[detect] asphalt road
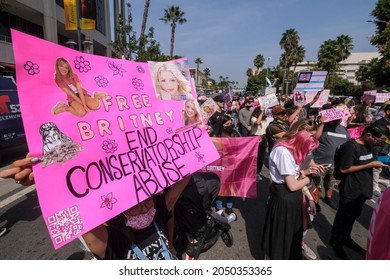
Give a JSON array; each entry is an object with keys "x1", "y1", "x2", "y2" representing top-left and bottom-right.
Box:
[{"x1": 0, "y1": 142, "x2": 385, "y2": 260}]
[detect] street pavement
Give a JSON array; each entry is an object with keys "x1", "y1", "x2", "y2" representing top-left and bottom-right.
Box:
[{"x1": 0, "y1": 142, "x2": 386, "y2": 260}]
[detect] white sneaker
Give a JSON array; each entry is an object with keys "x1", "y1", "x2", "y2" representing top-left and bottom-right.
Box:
[
  {"x1": 0, "y1": 228, "x2": 7, "y2": 237},
  {"x1": 302, "y1": 242, "x2": 317, "y2": 260}
]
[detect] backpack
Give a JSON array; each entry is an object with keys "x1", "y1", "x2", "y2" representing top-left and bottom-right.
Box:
[{"x1": 333, "y1": 140, "x2": 360, "y2": 180}]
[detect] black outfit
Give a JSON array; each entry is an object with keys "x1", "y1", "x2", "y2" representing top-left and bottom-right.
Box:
[
  {"x1": 102, "y1": 195, "x2": 170, "y2": 260},
  {"x1": 208, "y1": 110, "x2": 225, "y2": 137},
  {"x1": 257, "y1": 135, "x2": 267, "y2": 173},
  {"x1": 262, "y1": 183, "x2": 303, "y2": 260},
  {"x1": 331, "y1": 140, "x2": 375, "y2": 241}
]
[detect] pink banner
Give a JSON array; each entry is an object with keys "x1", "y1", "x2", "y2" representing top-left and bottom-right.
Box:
[
  {"x1": 201, "y1": 137, "x2": 258, "y2": 198},
  {"x1": 11, "y1": 30, "x2": 220, "y2": 249}
]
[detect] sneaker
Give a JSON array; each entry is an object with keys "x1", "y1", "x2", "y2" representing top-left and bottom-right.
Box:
[
  {"x1": 342, "y1": 236, "x2": 366, "y2": 255},
  {"x1": 225, "y1": 208, "x2": 237, "y2": 221},
  {"x1": 324, "y1": 197, "x2": 337, "y2": 210},
  {"x1": 302, "y1": 242, "x2": 317, "y2": 260},
  {"x1": 330, "y1": 237, "x2": 348, "y2": 260},
  {"x1": 0, "y1": 228, "x2": 7, "y2": 237},
  {"x1": 51, "y1": 102, "x2": 67, "y2": 115}
]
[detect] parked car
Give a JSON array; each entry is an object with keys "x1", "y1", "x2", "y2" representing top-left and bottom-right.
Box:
[{"x1": 0, "y1": 76, "x2": 25, "y2": 150}]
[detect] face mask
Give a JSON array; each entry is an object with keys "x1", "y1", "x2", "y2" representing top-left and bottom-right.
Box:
[
  {"x1": 124, "y1": 207, "x2": 156, "y2": 230},
  {"x1": 224, "y1": 124, "x2": 234, "y2": 133}
]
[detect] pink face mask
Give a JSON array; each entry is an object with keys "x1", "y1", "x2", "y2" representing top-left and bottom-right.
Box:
[{"x1": 124, "y1": 207, "x2": 156, "y2": 230}]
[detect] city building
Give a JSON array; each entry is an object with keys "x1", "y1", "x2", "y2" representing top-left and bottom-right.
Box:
[
  {"x1": 189, "y1": 68, "x2": 208, "y2": 91},
  {"x1": 294, "y1": 52, "x2": 381, "y2": 85},
  {"x1": 0, "y1": 0, "x2": 114, "y2": 76}
]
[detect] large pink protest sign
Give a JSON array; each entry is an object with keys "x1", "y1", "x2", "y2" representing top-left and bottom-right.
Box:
[{"x1": 11, "y1": 30, "x2": 220, "y2": 249}]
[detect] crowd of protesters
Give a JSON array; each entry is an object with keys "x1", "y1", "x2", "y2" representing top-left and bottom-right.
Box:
[
  {"x1": 1, "y1": 90, "x2": 390, "y2": 260},
  {"x1": 198, "y1": 90, "x2": 390, "y2": 260}
]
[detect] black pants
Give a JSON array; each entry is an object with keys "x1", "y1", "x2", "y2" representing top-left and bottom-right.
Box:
[
  {"x1": 331, "y1": 194, "x2": 366, "y2": 240},
  {"x1": 257, "y1": 136, "x2": 268, "y2": 173}
]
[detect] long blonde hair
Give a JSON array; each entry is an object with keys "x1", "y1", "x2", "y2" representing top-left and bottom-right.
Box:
[
  {"x1": 54, "y1": 57, "x2": 76, "y2": 83},
  {"x1": 154, "y1": 62, "x2": 191, "y2": 93}
]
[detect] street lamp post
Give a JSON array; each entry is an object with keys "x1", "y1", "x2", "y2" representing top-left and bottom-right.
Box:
[
  {"x1": 285, "y1": 79, "x2": 291, "y2": 96},
  {"x1": 265, "y1": 57, "x2": 271, "y2": 81},
  {"x1": 366, "y1": 19, "x2": 389, "y2": 25}
]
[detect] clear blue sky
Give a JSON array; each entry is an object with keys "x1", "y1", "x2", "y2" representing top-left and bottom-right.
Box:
[{"x1": 123, "y1": 0, "x2": 379, "y2": 88}]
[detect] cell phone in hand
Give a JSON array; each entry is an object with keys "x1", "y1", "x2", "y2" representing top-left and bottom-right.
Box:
[{"x1": 322, "y1": 164, "x2": 332, "y2": 168}]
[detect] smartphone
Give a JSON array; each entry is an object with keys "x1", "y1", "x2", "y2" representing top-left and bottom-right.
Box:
[{"x1": 323, "y1": 164, "x2": 332, "y2": 168}]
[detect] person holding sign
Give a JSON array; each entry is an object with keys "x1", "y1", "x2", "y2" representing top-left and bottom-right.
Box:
[
  {"x1": 152, "y1": 62, "x2": 191, "y2": 101},
  {"x1": 0, "y1": 156, "x2": 191, "y2": 260},
  {"x1": 52, "y1": 57, "x2": 106, "y2": 117}
]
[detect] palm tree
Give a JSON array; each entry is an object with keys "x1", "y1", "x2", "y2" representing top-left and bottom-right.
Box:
[
  {"x1": 280, "y1": 28, "x2": 300, "y2": 93},
  {"x1": 318, "y1": 39, "x2": 339, "y2": 85},
  {"x1": 194, "y1": 57, "x2": 203, "y2": 85},
  {"x1": 336, "y1": 34, "x2": 353, "y2": 61},
  {"x1": 203, "y1": 68, "x2": 210, "y2": 88},
  {"x1": 139, "y1": 0, "x2": 151, "y2": 52},
  {"x1": 291, "y1": 45, "x2": 306, "y2": 73},
  {"x1": 246, "y1": 68, "x2": 253, "y2": 77},
  {"x1": 160, "y1": 6, "x2": 187, "y2": 58},
  {"x1": 253, "y1": 54, "x2": 265, "y2": 74}
]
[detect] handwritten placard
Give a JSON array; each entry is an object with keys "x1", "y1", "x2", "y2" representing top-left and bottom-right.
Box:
[
  {"x1": 11, "y1": 29, "x2": 220, "y2": 249},
  {"x1": 257, "y1": 93, "x2": 279, "y2": 108},
  {"x1": 375, "y1": 93, "x2": 390, "y2": 103},
  {"x1": 320, "y1": 108, "x2": 351, "y2": 122}
]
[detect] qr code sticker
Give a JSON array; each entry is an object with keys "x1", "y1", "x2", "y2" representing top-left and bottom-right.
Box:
[{"x1": 47, "y1": 205, "x2": 84, "y2": 245}]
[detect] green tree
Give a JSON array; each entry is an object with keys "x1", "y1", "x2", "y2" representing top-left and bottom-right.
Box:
[
  {"x1": 202, "y1": 68, "x2": 211, "y2": 88},
  {"x1": 246, "y1": 68, "x2": 253, "y2": 77},
  {"x1": 361, "y1": 0, "x2": 390, "y2": 89},
  {"x1": 139, "y1": 0, "x2": 151, "y2": 53},
  {"x1": 280, "y1": 28, "x2": 300, "y2": 93},
  {"x1": 110, "y1": 3, "x2": 138, "y2": 60},
  {"x1": 291, "y1": 45, "x2": 306, "y2": 73},
  {"x1": 160, "y1": 6, "x2": 187, "y2": 58},
  {"x1": 136, "y1": 27, "x2": 168, "y2": 61},
  {"x1": 194, "y1": 57, "x2": 202, "y2": 84},
  {"x1": 317, "y1": 39, "x2": 339, "y2": 73},
  {"x1": 336, "y1": 34, "x2": 354, "y2": 61},
  {"x1": 203, "y1": 67, "x2": 210, "y2": 88},
  {"x1": 253, "y1": 54, "x2": 265, "y2": 73}
]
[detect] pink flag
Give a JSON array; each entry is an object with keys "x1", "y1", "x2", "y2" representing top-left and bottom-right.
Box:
[{"x1": 201, "y1": 137, "x2": 258, "y2": 198}]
